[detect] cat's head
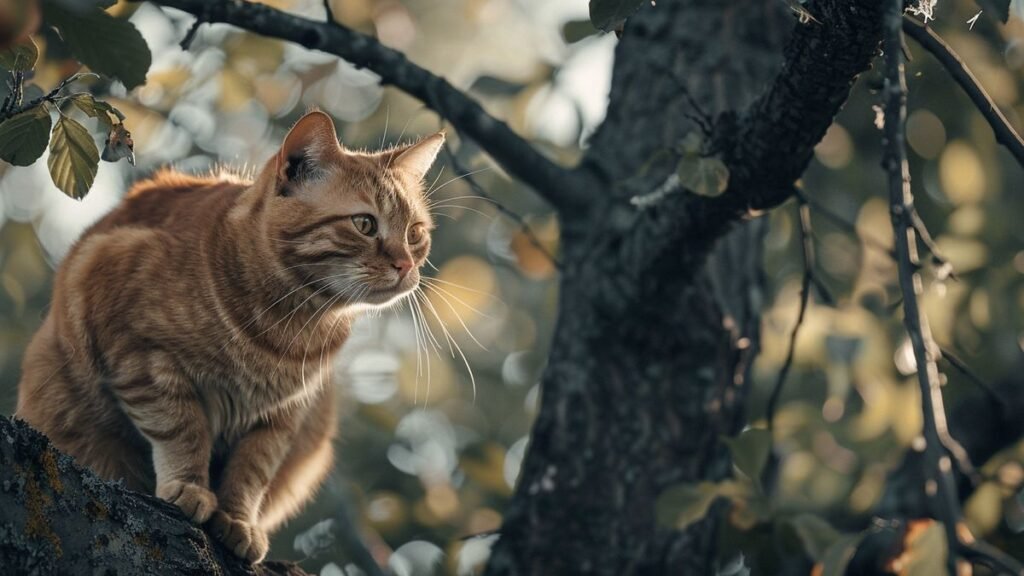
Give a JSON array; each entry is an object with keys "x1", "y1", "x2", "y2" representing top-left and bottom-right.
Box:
[{"x1": 256, "y1": 110, "x2": 443, "y2": 308}]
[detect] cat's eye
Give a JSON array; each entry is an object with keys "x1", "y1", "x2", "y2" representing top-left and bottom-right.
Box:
[
  {"x1": 407, "y1": 224, "x2": 426, "y2": 244},
  {"x1": 352, "y1": 214, "x2": 377, "y2": 236}
]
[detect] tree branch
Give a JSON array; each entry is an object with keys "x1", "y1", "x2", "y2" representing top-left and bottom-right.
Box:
[
  {"x1": 882, "y1": 3, "x2": 965, "y2": 572},
  {"x1": 721, "y1": 0, "x2": 886, "y2": 212},
  {"x1": 144, "y1": 0, "x2": 589, "y2": 214},
  {"x1": 902, "y1": 17, "x2": 1024, "y2": 168},
  {"x1": 0, "y1": 416, "x2": 309, "y2": 575},
  {"x1": 766, "y1": 198, "x2": 814, "y2": 433}
]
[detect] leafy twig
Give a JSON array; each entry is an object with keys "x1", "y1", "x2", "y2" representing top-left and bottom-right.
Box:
[
  {"x1": 883, "y1": 4, "x2": 967, "y2": 573},
  {"x1": 441, "y1": 139, "x2": 562, "y2": 270},
  {"x1": 902, "y1": 17, "x2": 1024, "y2": 169},
  {"x1": 0, "y1": 73, "x2": 97, "y2": 122}
]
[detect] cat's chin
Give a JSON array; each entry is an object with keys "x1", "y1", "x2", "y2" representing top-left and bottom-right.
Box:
[{"x1": 357, "y1": 283, "x2": 418, "y2": 309}]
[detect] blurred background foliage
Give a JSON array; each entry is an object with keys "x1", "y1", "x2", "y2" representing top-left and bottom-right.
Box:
[{"x1": 2, "y1": 0, "x2": 1024, "y2": 574}]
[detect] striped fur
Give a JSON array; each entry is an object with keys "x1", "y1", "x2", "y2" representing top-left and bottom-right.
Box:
[{"x1": 16, "y1": 112, "x2": 443, "y2": 563}]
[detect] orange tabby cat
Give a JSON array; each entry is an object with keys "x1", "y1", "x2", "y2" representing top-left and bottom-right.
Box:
[{"x1": 16, "y1": 111, "x2": 442, "y2": 563}]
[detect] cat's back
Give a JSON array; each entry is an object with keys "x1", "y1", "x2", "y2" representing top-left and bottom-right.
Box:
[
  {"x1": 47, "y1": 170, "x2": 252, "y2": 336},
  {"x1": 87, "y1": 169, "x2": 249, "y2": 238}
]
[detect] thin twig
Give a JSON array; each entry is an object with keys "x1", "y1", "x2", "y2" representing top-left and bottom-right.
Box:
[
  {"x1": 0, "y1": 73, "x2": 95, "y2": 122},
  {"x1": 939, "y1": 346, "x2": 1009, "y2": 415},
  {"x1": 766, "y1": 198, "x2": 814, "y2": 433},
  {"x1": 884, "y1": 5, "x2": 966, "y2": 573},
  {"x1": 180, "y1": 17, "x2": 204, "y2": 50},
  {"x1": 902, "y1": 17, "x2": 1024, "y2": 168},
  {"x1": 909, "y1": 206, "x2": 954, "y2": 278},
  {"x1": 959, "y1": 541, "x2": 1024, "y2": 576},
  {"x1": 792, "y1": 188, "x2": 895, "y2": 259},
  {"x1": 441, "y1": 139, "x2": 562, "y2": 270}
]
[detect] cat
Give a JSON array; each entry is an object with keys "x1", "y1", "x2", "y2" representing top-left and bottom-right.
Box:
[{"x1": 15, "y1": 110, "x2": 443, "y2": 563}]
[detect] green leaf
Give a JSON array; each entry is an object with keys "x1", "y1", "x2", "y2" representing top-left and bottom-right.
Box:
[
  {"x1": 41, "y1": 0, "x2": 152, "y2": 89},
  {"x1": 787, "y1": 514, "x2": 841, "y2": 561},
  {"x1": 656, "y1": 481, "x2": 720, "y2": 529},
  {"x1": 0, "y1": 106, "x2": 52, "y2": 166},
  {"x1": 69, "y1": 93, "x2": 115, "y2": 129},
  {"x1": 723, "y1": 428, "x2": 772, "y2": 490},
  {"x1": 48, "y1": 115, "x2": 99, "y2": 200},
  {"x1": 589, "y1": 0, "x2": 645, "y2": 32},
  {"x1": 976, "y1": 0, "x2": 1011, "y2": 23},
  {"x1": 677, "y1": 154, "x2": 730, "y2": 198},
  {"x1": 819, "y1": 533, "x2": 864, "y2": 576},
  {"x1": 0, "y1": 38, "x2": 39, "y2": 72},
  {"x1": 562, "y1": 19, "x2": 598, "y2": 43},
  {"x1": 904, "y1": 522, "x2": 948, "y2": 576}
]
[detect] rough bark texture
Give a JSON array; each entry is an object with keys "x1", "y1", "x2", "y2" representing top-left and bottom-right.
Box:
[
  {"x1": 485, "y1": 1, "x2": 887, "y2": 574},
  {"x1": 0, "y1": 416, "x2": 308, "y2": 576}
]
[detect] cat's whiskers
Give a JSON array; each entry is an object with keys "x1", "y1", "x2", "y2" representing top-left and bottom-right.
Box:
[
  {"x1": 281, "y1": 279, "x2": 366, "y2": 396},
  {"x1": 405, "y1": 290, "x2": 427, "y2": 404},
  {"x1": 421, "y1": 276, "x2": 506, "y2": 306},
  {"x1": 426, "y1": 194, "x2": 497, "y2": 208},
  {"x1": 425, "y1": 167, "x2": 491, "y2": 198},
  {"x1": 428, "y1": 205, "x2": 492, "y2": 220},
  {"x1": 420, "y1": 277, "x2": 502, "y2": 315},
  {"x1": 425, "y1": 167, "x2": 445, "y2": 200},
  {"x1": 415, "y1": 288, "x2": 478, "y2": 401},
  {"x1": 303, "y1": 281, "x2": 370, "y2": 402},
  {"x1": 409, "y1": 290, "x2": 440, "y2": 406},
  {"x1": 421, "y1": 284, "x2": 487, "y2": 350},
  {"x1": 215, "y1": 271, "x2": 352, "y2": 356}
]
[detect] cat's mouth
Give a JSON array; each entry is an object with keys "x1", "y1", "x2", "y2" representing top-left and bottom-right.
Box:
[{"x1": 364, "y1": 276, "x2": 419, "y2": 304}]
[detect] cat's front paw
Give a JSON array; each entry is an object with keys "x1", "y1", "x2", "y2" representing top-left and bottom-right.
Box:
[
  {"x1": 157, "y1": 480, "x2": 217, "y2": 524},
  {"x1": 208, "y1": 510, "x2": 269, "y2": 564}
]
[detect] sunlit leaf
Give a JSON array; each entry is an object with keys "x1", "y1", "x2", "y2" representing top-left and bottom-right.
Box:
[
  {"x1": 723, "y1": 428, "x2": 772, "y2": 490},
  {"x1": 0, "y1": 37, "x2": 38, "y2": 71},
  {"x1": 589, "y1": 0, "x2": 645, "y2": 32},
  {"x1": 656, "y1": 481, "x2": 719, "y2": 529},
  {"x1": 787, "y1": 514, "x2": 841, "y2": 561},
  {"x1": 41, "y1": 0, "x2": 152, "y2": 89},
  {"x1": 0, "y1": 105, "x2": 51, "y2": 166},
  {"x1": 678, "y1": 154, "x2": 730, "y2": 198},
  {"x1": 69, "y1": 93, "x2": 115, "y2": 128},
  {"x1": 975, "y1": 0, "x2": 1011, "y2": 23},
  {"x1": 819, "y1": 533, "x2": 864, "y2": 576},
  {"x1": 47, "y1": 115, "x2": 99, "y2": 200}
]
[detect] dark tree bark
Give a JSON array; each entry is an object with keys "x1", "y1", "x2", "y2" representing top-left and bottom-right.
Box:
[
  {"x1": 0, "y1": 416, "x2": 308, "y2": 576},
  {"x1": 484, "y1": 1, "x2": 885, "y2": 574}
]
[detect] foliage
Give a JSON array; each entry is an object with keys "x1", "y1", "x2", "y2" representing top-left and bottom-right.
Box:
[{"x1": 0, "y1": 0, "x2": 144, "y2": 199}]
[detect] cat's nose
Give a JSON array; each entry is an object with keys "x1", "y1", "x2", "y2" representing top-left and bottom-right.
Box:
[{"x1": 392, "y1": 258, "x2": 414, "y2": 278}]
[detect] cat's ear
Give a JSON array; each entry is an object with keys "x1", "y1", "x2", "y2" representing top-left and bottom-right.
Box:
[
  {"x1": 392, "y1": 132, "x2": 445, "y2": 182},
  {"x1": 275, "y1": 110, "x2": 339, "y2": 192}
]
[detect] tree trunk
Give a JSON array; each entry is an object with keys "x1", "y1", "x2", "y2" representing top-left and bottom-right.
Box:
[{"x1": 484, "y1": 3, "x2": 787, "y2": 573}]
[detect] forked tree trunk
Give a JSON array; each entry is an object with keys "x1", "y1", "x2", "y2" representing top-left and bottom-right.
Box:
[{"x1": 484, "y1": 2, "x2": 789, "y2": 573}]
